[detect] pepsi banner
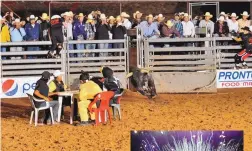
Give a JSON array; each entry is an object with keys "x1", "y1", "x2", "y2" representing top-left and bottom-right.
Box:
[
  {"x1": 1, "y1": 77, "x2": 40, "y2": 98},
  {"x1": 217, "y1": 69, "x2": 252, "y2": 88}
]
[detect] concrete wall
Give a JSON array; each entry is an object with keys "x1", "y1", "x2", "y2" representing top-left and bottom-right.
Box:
[{"x1": 152, "y1": 72, "x2": 217, "y2": 93}]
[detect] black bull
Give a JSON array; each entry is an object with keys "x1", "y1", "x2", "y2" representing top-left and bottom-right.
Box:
[{"x1": 127, "y1": 67, "x2": 157, "y2": 99}]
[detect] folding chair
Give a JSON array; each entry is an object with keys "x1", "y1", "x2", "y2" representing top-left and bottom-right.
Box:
[
  {"x1": 111, "y1": 88, "x2": 124, "y2": 120},
  {"x1": 27, "y1": 93, "x2": 54, "y2": 126},
  {"x1": 88, "y1": 91, "x2": 115, "y2": 126}
]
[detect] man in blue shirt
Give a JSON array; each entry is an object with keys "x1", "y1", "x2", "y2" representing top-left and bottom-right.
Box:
[
  {"x1": 10, "y1": 18, "x2": 26, "y2": 60},
  {"x1": 139, "y1": 14, "x2": 160, "y2": 38},
  {"x1": 73, "y1": 13, "x2": 87, "y2": 59},
  {"x1": 25, "y1": 15, "x2": 40, "y2": 59}
]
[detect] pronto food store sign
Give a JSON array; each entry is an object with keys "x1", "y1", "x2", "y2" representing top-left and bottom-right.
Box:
[{"x1": 217, "y1": 69, "x2": 252, "y2": 88}]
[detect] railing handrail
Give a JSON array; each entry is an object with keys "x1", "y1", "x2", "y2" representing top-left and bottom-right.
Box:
[
  {"x1": 146, "y1": 37, "x2": 234, "y2": 43},
  {"x1": 67, "y1": 39, "x2": 126, "y2": 44},
  {"x1": 1, "y1": 41, "x2": 52, "y2": 46}
]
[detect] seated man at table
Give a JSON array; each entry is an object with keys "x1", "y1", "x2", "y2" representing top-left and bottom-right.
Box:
[
  {"x1": 77, "y1": 72, "x2": 102, "y2": 126},
  {"x1": 33, "y1": 71, "x2": 59, "y2": 125},
  {"x1": 49, "y1": 70, "x2": 78, "y2": 120}
]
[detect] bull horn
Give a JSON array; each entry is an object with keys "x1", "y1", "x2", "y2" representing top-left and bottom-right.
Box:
[
  {"x1": 140, "y1": 68, "x2": 150, "y2": 73},
  {"x1": 126, "y1": 72, "x2": 133, "y2": 78}
]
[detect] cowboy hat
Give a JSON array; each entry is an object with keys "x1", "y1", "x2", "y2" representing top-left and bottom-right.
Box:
[
  {"x1": 230, "y1": 13, "x2": 238, "y2": 19},
  {"x1": 86, "y1": 14, "x2": 94, "y2": 23},
  {"x1": 51, "y1": 15, "x2": 61, "y2": 20},
  {"x1": 116, "y1": 15, "x2": 122, "y2": 21},
  {"x1": 241, "y1": 11, "x2": 250, "y2": 16},
  {"x1": 61, "y1": 12, "x2": 71, "y2": 17},
  {"x1": 12, "y1": 18, "x2": 21, "y2": 25},
  {"x1": 100, "y1": 14, "x2": 107, "y2": 20},
  {"x1": 40, "y1": 13, "x2": 50, "y2": 20},
  {"x1": 121, "y1": 12, "x2": 130, "y2": 18},
  {"x1": 78, "y1": 13, "x2": 85, "y2": 17},
  {"x1": 157, "y1": 14, "x2": 165, "y2": 20},
  {"x1": 204, "y1": 12, "x2": 213, "y2": 18},
  {"x1": 165, "y1": 20, "x2": 174, "y2": 27},
  {"x1": 109, "y1": 16, "x2": 115, "y2": 20},
  {"x1": 183, "y1": 13, "x2": 191, "y2": 18},
  {"x1": 29, "y1": 15, "x2": 38, "y2": 21},
  {"x1": 218, "y1": 16, "x2": 225, "y2": 21},
  {"x1": 146, "y1": 14, "x2": 154, "y2": 20},
  {"x1": 220, "y1": 11, "x2": 226, "y2": 16},
  {"x1": 241, "y1": 26, "x2": 251, "y2": 32},
  {"x1": 179, "y1": 12, "x2": 185, "y2": 16},
  {"x1": 133, "y1": 11, "x2": 143, "y2": 19},
  {"x1": 68, "y1": 11, "x2": 74, "y2": 17}
]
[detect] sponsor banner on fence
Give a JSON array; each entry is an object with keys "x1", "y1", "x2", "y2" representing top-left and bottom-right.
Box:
[
  {"x1": 0, "y1": 77, "x2": 40, "y2": 98},
  {"x1": 217, "y1": 69, "x2": 252, "y2": 88}
]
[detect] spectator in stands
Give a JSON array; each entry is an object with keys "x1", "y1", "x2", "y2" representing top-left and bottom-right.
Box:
[
  {"x1": 62, "y1": 12, "x2": 74, "y2": 58},
  {"x1": 21, "y1": 19, "x2": 26, "y2": 28},
  {"x1": 10, "y1": 18, "x2": 26, "y2": 60},
  {"x1": 173, "y1": 13, "x2": 183, "y2": 36},
  {"x1": 108, "y1": 16, "x2": 115, "y2": 50},
  {"x1": 238, "y1": 11, "x2": 251, "y2": 33},
  {"x1": 3, "y1": 12, "x2": 15, "y2": 27},
  {"x1": 139, "y1": 14, "x2": 160, "y2": 39},
  {"x1": 96, "y1": 14, "x2": 111, "y2": 58},
  {"x1": 214, "y1": 16, "x2": 229, "y2": 37},
  {"x1": 132, "y1": 11, "x2": 143, "y2": 28},
  {"x1": 192, "y1": 16, "x2": 199, "y2": 26},
  {"x1": 121, "y1": 12, "x2": 132, "y2": 29},
  {"x1": 73, "y1": 13, "x2": 87, "y2": 59},
  {"x1": 182, "y1": 13, "x2": 195, "y2": 38},
  {"x1": 199, "y1": 12, "x2": 215, "y2": 36},
  {"x1": 112, "y1": 16, "x2": 126, "y2": 49},
  {"x1": 161, "y1": 20, "x2": 180, "y2": 38},
  {"x1": 68, "y1": 11, "x2": 75, "y2": 24},
  {"x1": 0, "y1": 15, "x2": 10, "y2": 60},
  {"x1": 39, "y1": 13, "x2": 50, "y2": 52},
  {"x1": 48, "y1": 15, "x2": 64, "y2": 58},
  {"x1": 179, "y1": 12, "x2": 185, "y2": 20},
  {"x1": 25, "y1": 15, "x2": 40, "y2": 58},
  {"x1": 155, "y1": 14, "x2": 165, "y2": 32},
  {"x1": 85, "y1": 14, "x2": 96, "y2": 58},
  {"x1": 227, "y1": 13, "x2": 239, "y2": 34},
  {"x1": 33, "y1": 71, "x2": 59, "y2": 125},
  {"x1": 77, "y1": 72, "x2": 102, "y2": 126}
]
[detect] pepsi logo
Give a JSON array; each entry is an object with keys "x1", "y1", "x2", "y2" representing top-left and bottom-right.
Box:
[{"x1": 2, "y1": 79, "x2": 18, "y2": 96}]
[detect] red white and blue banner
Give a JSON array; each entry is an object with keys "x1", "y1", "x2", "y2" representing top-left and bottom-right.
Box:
[
  {"x1": 217, "y1": 69, "x2": 252, "y2": 88},
  {"x1": 1, "y1": 77, "x2": 40, "y2": 98}
]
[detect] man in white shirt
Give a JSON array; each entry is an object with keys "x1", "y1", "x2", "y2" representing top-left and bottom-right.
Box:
[
  {"x1": 121, "y1": 12, "x2": 132, "y2": 30},
  {"x1": 62, "y1": 12, "x2": 74, "y2": 57},
  {"x1": 227, "y1": 13, "x2": 239, "y2": 34},
  {"x1": 199, "y1": 12, "x2": 215, "y2": 37},
  {"x1": 182, "y1": 13, "x2": 195, "y2": 38}
]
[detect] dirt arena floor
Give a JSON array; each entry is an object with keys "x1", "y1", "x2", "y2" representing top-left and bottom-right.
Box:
[{"x1": 1, "y1": 89, "x2": 252, "y2": 151}]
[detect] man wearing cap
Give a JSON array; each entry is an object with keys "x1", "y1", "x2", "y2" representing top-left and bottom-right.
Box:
[
  {"x1": 48, "y1": 15, "x2": 64, "y2": 58},
  {"x1": 0, "y1": 15, "x2": 10, "y2": 60},
  {"x1": 48, "y1": 70, "x2": 78, "y2": 120},
  {"x1": 182, "y1": 13, "x2": 195, "y2": 38},
  {"x1": 9, "y1": 18, "x2": 26, "y2": 60},
  {"x1": 199, "y1": 12, "x2": 215, "y2": 36},
  {"x1": 227, "y1": 13, "x2": 239, "y2": 34},
  {"x1": 73, "y1": 13, "x2": 87, "y2": 59},
  {"x1": 238, "y1": 11, "x2": 251, "y2": 33},
  {"x1": 233, "y1": 26, "x2": 252, "y2": 69},
  {"x1": 33, "y1": 71, "x2": 59, "y2": 124},
  {"x1": 77, "y1": 72, "x2": 102, "y2": 126},
  {"x1": 85, "y1": 14, "x2": 96, "y2": 58},
  {"x1": 25, "y1": 15, "x2": 40, "y2": 58},
  {"x1": 121, "y1": 12, "x2": 132, "y2": 30}
]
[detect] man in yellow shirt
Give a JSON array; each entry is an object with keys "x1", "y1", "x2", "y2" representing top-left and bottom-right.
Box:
[
  {"x1": 77, "y1": 72, "x2": 102, "y2": 126},
  {"x1": 0, "y1": 15, "x2": 10, "y2": 60}
]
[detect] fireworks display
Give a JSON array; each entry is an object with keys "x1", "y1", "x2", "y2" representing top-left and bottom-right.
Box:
[{"x1": 131, "y1": 130, "x2": 243, "y2": 151}]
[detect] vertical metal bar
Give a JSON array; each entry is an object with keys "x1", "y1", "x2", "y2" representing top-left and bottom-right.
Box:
[
  {"x1": 120, "y1": 2, "x2": 122, "y2": 14},
  {"x1": 136, "y1": 28, "x2": 139, "y2": 67},
  {"x1": 49, "y1": 2, "x2": 51, "y2": 18},
  {"x1": 61, "y1": 42, "x2": 67, "y2": 85},
  {"x1": 67, "y1": 41, "x2": 70, "y2": 86}
]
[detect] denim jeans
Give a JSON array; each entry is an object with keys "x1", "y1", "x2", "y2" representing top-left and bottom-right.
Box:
[
  {"x1": 40, "y1": 101, "x2": 59, "y2": 123},
  {"x1": 68, "y1": 44, "x2": 75, "y2": 58},
  {"x1": 76, "y1": 43, "x2": 85, "y2": 58},
  {"x1": 27, "y1": 46, "x2": 40, "y2": 59},
  {"x1": 98, "y1": 43, "x2": 109, "y2": 60},
  {"x1": 85, "y1": 44, "x2": 96, "y2": 58},
  {"x1": 1, "y1": 47, "x2": 6, "y2": 60}
]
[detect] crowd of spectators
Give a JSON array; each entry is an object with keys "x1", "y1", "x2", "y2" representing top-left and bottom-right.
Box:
[{"x1": 0, "y1": 10, "x2": 251, "y2": 59}]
